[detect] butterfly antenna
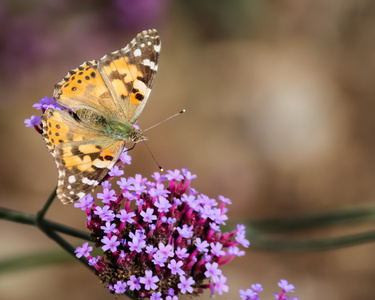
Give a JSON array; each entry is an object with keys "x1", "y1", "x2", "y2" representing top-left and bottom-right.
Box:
[
  {"x1": 143, "y1": 141, "x2": 163, "y2": 171},
  {"x1": 143, "y1": 109, "x2": 186, "y2": 133}
]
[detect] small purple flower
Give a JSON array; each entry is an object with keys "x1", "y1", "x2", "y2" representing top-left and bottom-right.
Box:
[
  {"x1": 74, "y1": 194, "x2": 94, "y2": 210},
  {"x1": 251, "y1": 283, "x2": 263, "y2": 293},
  {"x1": 218, "y1": 195, "x2": 232, "y2": 205},
  {"x1": 132, "y1": 174, "x2": 147, "y2": 184},
  {"x1": 151, "y1": 172, "x2": 166, "y2": 182},
  {"x1": 24, "y1": 115, "x2": 41, "y2": 127},
  {"x1": 236, "y1": 232, "x2": 250, "y2": 248},
  {"x1": 101, "y1": 180, "x2": 112, "y2": 189},
  {"x1": 240, "y1": 288, "x2": 257, "y2": 300},
  {"x1": 175, "y1": 247, "x2": 189, "y2": 259},
  {"x1": 146, "y1": 245, "x2": 158, "y2": 255},
  {"x1": 119, "y1": 151, "x2": 132, "y2": 164},
  {"x1": 157, "y1": 243, "x2": 174, "y2": 258},
  {"x1": 195, "y1": 238, "x2": 209, "y2": 253},
  {"x1": 210, "y1": 242, "x2": 225, "y2": 257},
  {"x1": 167, "y1": 217, "x2": 176, "y2": 225},
  {"x1": 94, "y1": 205, "x2": 113, "y2": 220},
  {"x1": 168, "y1": 259, "x2": 185, "y2": 276},
  {"x1": 114, "y1": 280, "x2": 127, "y2": 294},
  {"x1": 140, "y1": 208, "x2": 157, "y2": 223},
  {"x1": 150, "y1": 291, "x2": 162, "y2": 300},
  {"x1": 100, "y1": 222, "x2": 118, "y2": 234},
  {"x1": 74, "y1": 242, "x2": 93, "y2": 258},
  {"x1": 97, "y1": 188, "x2": 117, "y2": 204},
  {"x1": 101, "y1": 235, "x2": 120, "y2": 252},
  {"x1": 178, "y1": 276, "x2": 195, "y2": 294},
  {"x1": 204, "y1": 262, "x2": 222, "y2": 282},
  {"x1": 116, "y1": 209, "x2": 136, "y2": 224},
  {"x1": 88, "y1": 257, "x2": 99, "y2": 266},
  {"x1": 117, "y1": 177, "x2": 132, "y2": 189},
  {"x1": 213, "y1": 275, "x2": 229, "y2": 295},
  {"x1": 166, "y1": 169, "x2": 184, "y2": 181},
  {"x1": 176, "y1": 224, "x2": 193, "y2": 239},
  {"x1": 155, "y1": 196, "x2": 172, "y2": 212},
  {"x1": 237, "y1": 224, "x2": 246, "y2": 235},
  {"x1": 227, "y1": 246, "x2": 245, "y2": 257},
  {"x1": 139, "y1": 270, "x2": 159, "y2": 290},
  {"x1": 127, "y1": 275, "x2": 141, "y2": 291},
  {"x1": 32, "y1": 96, "x2": 65, "y2": 111},
  {"x1": 109, "y1": 165, "x2": 124, "y2": 177},
  {"x1": 278, "y1": 279, "x2": 295, "y2": 293},
  {"x1": 152, "y1": 253, "x2": 167, "y2": 267},
  {"x1": 128, "y1": 236, "x2": 146, "y2": 253},
  {"x1": 181, "y1": 168, "x2": 197, "y2": 181},
  {"x1": 129, "y1": 182, "x2": 147, "y2": 195}
]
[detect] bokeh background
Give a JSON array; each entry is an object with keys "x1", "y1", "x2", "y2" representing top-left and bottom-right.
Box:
[{"x1": 1, "y1": 0, "x2": 375, "y2": 299}]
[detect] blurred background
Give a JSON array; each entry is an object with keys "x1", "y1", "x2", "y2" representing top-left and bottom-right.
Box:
[{"x1": 1, "y1": 0, "x2": 375, "y2": 299}]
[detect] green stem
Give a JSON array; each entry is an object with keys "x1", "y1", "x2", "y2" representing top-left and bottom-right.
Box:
[
  {"x1": 247, "y1": 227, "x2": 375, "y2": 251},
  {"x1": 36, "y1": 186, "x2": 57, "y2": 222},
  {"x1": 34, "y1": 187, "x2": 95, "y2": 271},
  {"x1": 248, "y1": 205, "x2": 375, "y2": 232},
  {"x1": 0, "y1": 207, "x2": 90, "y2": 240}
]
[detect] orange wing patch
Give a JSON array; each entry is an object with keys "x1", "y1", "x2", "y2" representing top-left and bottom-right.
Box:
[
  {"x1": 55, "y1": 61, "x2": 109, "y2": 101},
  {"x1": 100, "y1": 56, "x2": 144, "y2": 99},
  {"x1": 42, "y1": 109, "x2": 85, "y2": 155}
]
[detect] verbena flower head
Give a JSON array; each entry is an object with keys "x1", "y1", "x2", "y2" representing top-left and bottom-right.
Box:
[{"x1": 74, "y1": 168, "x2": 249, "y2": 299}]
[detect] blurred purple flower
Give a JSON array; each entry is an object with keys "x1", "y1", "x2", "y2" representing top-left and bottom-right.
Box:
[{"x1": 110, "y1": 0, "x2": 169, "y2": 29}]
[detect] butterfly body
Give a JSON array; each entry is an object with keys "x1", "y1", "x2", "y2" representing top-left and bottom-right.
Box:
[
  {"x1": 41, "y1": 29, "x2": 160, "y2": 204},
  {"x1": 74, "y1": 108, "x2": 146, "y2": 142}
]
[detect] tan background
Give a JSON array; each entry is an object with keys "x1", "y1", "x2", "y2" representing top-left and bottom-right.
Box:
[{"x1": 1, "y1": 0, "x2": 375, "y2": 299}]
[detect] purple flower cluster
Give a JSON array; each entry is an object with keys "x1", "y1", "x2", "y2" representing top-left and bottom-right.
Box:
[
  {"x1": 239, "y1": 280, "x2": 298, "y2": 300},
  {"x1": 74, "y1": 168, "x2": 249, "y2": 298}
]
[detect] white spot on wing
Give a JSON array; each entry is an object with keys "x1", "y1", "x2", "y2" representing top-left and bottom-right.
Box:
[
  {"x1": 154, "y1": 44, "x2": 161, "y2": 52},
  {"x1": 68, "y1": 175, "x2": 76, "y2": 183},
  {"x1": 82, "y1": 177, "x2": 98, "y2": 185},
  {"x1": 150, "y1": 61, "x2": 156, "y2": 70},
  {"x1": 134, "y1": 49, "x2": 142, "y2": 57}
]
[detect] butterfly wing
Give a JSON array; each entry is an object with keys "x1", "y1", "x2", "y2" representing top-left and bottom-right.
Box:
[
  {"x1": 98, "y1": 29, "x2": 161, "y2": 123},
  {"x1": 53, "y1": 60, "x2": 123, "y2": 120},
  {"x1": 42, "y1": 109, "x2": 125, "y2": 204}
]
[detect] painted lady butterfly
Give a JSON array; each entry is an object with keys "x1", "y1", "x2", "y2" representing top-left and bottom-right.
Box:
[{"x1": 41, "y1": 29, "x2": 161, "y2": 204}]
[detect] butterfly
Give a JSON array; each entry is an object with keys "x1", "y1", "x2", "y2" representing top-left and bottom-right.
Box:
[{"x1": 41, "y1": 29, "x2": 161, "y2": 204}]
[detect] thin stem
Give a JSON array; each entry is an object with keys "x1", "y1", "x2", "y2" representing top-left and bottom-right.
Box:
[
  {"x1": 33, "y1": 187, "x2": 95, "y2": 271},
  {"x1": 36, "y1": 186, "x2": 57, "y2": 223},
  {"x1": 247, "y1": 227, "x2": 375, "y2": 251},
  {"x1": 0, "y1": 207, "x2": 90, "y2": 240}
]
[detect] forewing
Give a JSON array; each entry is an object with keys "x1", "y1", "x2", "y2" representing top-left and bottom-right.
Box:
[
  {"x1": 98, "y1": 29, "x2": 161, "y2": 123},
  {"x1": 42, "y1": 109, "x2": 125, "y2": 204},
  {"x1": 53, "y1": 60, "x2": 123, "y2": 120}
]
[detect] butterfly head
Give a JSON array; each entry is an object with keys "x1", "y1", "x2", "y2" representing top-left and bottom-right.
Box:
[{"x1": 131, "y1": 128, "x2": 147, "y2": 143}]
